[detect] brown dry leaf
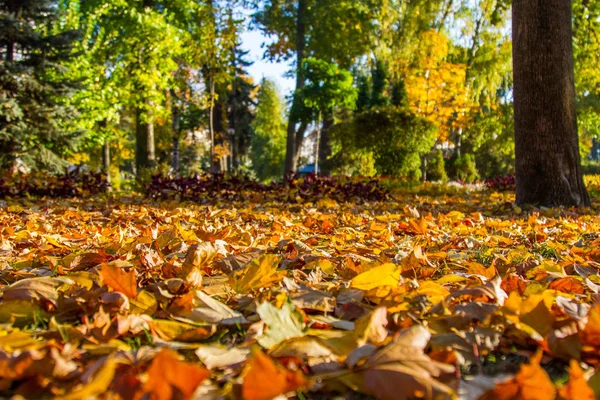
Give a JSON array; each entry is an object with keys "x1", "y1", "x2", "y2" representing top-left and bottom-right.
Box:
[
  {"x1": 558, "y1": 360, "x2": 594, "y2": 400},
  {"x1": 362, "y1": 325, "x2": 456, "y2": 400},
  {"x1": 354, "y1": 306, "x2": 389, "y2": 346},
  {"x1": 100, "y1": 263, "x2": 137, "y2": 298},
  {"x1": 242, "y1": 348, "x2": 309, "y2": 400},
  {"x1": 215, "y1": 250, "x2": 263, "y2": 274},
  {"x1": 479, "y1": 350, "x2": 555, "y2": 400},
  {"x1": 3, "y1": 177, "x2": 600, "y2": 399},
  {"x1": 179, "y1": 242, "x2": 219, "y2": 287},
  {"x1": 195, "y1": 345, "x2": 251, "y2": 369},
  {"x1": 0, "y1": 349, "x2": 42, "y2": 379},
  {"x1": 2, "y1": 276, "x2": 73, "y2": 304},
  {"x1": 59, "y1": 356, "x2": 117, "y2": 400},
  {"x1": 144, "y1": 349, "x2": 210, "y2": 400}
]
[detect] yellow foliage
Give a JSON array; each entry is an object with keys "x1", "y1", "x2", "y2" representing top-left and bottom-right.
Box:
[{"x1": 403, "y1": 30, "x2": 477, "y2": 142}]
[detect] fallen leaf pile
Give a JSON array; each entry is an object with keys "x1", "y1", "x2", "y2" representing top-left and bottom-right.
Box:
[
  {"x1": 0, "y1": 188, "x2": 600, "y2": 399},
  {"x1": 145, "y1": 173, "x2": 389, "y2": 203},
  {"x1": 0, "y1": 171, "x2": 109, "y2": 199}
]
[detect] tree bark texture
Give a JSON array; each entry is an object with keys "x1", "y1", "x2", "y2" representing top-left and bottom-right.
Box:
[
  {"x1": 318, "y1": 114, "x2": 334, "y2": 176},
  {"x1": 171, "y1": 95, "x2": 180, "y2": 175},
  {"x1": 135, "y1": 108, "x2": 155, "y2": 171},
  {"x1": 209, "y1": 80, "x2": 216, "y2": 174},
  {"x1": 147, "y1": 113, "x2": 155, "y2": 168},
  {"x1": 284, "y1": 0, "x2": 306, "y2": 175},
  {"x1": 102, "y1": 138, "x2": 111, "y2": 185},
  {"x1": 512, "y1": 0, "x2": 590, "y2": 207}
]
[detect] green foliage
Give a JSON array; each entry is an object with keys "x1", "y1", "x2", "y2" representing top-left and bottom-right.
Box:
[
  {"x1": 427, "y1": 150, "x2": 448, "y2": 182},
  {"x1": 251, "y1": 79, "x2": 286, "y2": 182},
  {"x1": 573, "y1": 0, "x2": 600, "y2": 98},
  {"x1": 65, "y1": 0, "x2": 217, "y2": 174},
  {"x1": 449, "y1": 153, "x2": 480, "y2": 183},
  {"x1": 465, "y1": 105, "x2": 515, "y2": 178},
  {"x1": 356, "y1": 74, "x2": 372, "y2": 113},
  {"x1": 0, "y1": 0, "x2": 82, "y2": 172},
  {"x1": 336, "y1": 108, "x2": 437, "y2": 179},
  {"x1": 329, "y1": 111, "x2": 376, "y2": 177},
  {"x1": 251, "y1": 0, "x2": 381, "y2": 68},
  {"x1": 578, "y1": 101, "x2": 600, "y2": 159},
  {"x1": 299, "y1": 58, "x2": 357, "y2": 120},
  {"x1": 370, "y1": 58, "x2": 390, "y2": 109}
]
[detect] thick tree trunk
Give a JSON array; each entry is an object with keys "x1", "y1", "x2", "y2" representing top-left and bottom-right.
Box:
[
  {"x1": 512, "y1": 0, "x2": 590, "y2": 207},
  {"x1": 284, "y1": 0, "x2": 307, "y2": 176}
]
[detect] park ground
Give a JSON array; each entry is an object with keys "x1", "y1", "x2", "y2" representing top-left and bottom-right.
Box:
[{"x1": 1, "y1": 178, "x2": 600, "y2": 399}]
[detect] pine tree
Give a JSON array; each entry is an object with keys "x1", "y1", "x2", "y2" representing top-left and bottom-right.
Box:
[
  {"x1": 227, "y1": 44, "x2": 256, "y2": 170},
  {"x1": 251, "y1": 78, "x2": 286, "y2": 181},
  {"x1": 0, "y1": 0, "x2": 80, "y2": 172}
]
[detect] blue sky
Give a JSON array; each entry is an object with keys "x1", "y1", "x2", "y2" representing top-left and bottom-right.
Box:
[{"x1": 239, "y1": 26, "x2": 295, "y2": 95}]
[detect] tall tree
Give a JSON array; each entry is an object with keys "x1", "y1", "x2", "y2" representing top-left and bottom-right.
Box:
[
  {"x1": 200, "y1": 1, "x2": 240, "y2": 173},
  {"x1": 71, "y1": 0, "x2": 206, "y2": 176},
  {"x1": 226, "y1": 46, "x2": 256, "y2": 170},
  {"x1": 512, "y1": 0, "x2": 590, "y2": 207},
  {"x1": 251, "y1": 78, "x2": 286, "y2": 181},
  {"x1": 298, "y1": 58, "x2": 357, "y2": 175},
  {"x1": 252, "y1": 0, "x2": 380, "y2": 175},
  {"x1": 0, "y1": 0, "x2": 80, "y2": 172}
]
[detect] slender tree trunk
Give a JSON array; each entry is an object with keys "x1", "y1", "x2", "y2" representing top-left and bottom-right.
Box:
[
  {"x1": 147, "y1": 108, "x2": 155, "y2": 168},
  {"x1": 5, "y1": 41, "x2": 13, "y2": 62},
  {"x1": 314, "y1": 111, "x2": 322, "y2": 176},
  {"x1": 284, "y1": 0, "x2": 307, "y2": 176},
  {"x1": 135, "y1": 108, "x2": 148, "y2": 171},
  {"x1": 318, "y1": 114, "x2": 334, "y2": 176},
  {"x1": 231, "y1": 136, "x2": 237, "y2": 171},
  {"x1": 294, "y1": 122, "x2": 308, "y2": 169},
  {"x1": 209, "y1": 80, "x2": 216, "y2": 174},
  {"x1": 102, "y1": 138, "x2": 111, "y2": 186},
  {"x1": 171, "y1": 92, "x2": 180, "y2": 175},
  {"x1": 437, "y1": 0, "x2": 454, "y2": 33},
  {"x1": 5, "y1": 5, "x2": 18, "y2": 63},
  {"x1": 135, "y1": 103, "x2": 155, "y2": 173},
  {"x1": 512, "y1": 0, "x2": 590, "y2": 207}
]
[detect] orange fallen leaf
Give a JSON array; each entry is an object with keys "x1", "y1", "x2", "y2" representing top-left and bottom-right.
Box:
[
  {"x1": 100, "y1": 263, "x2": 137, "y2": 298},
  {"x1": 501, "y1": 274, "x2": 527, "y2": 295},
  {"x1": 242, "y1": 349, "x2": 308, "y2": 400},
  {"x1": 408, "y1": 217, "x2": 428, "y2": 234},
  {"x1": 580, "y1": 302, "x2": 600, "y2": 347},
  {"x1": 558, "y1": 360, "x2": 594, "y2": 400},
  {"x1": 479, "y1": 350, "x2": 555, "y2": 400},
  {"x1": 144, "y1": 349, "x2": 210, "y2": 400},
  {"x1": 548, "y1": 277, "x2": 585, "y2": 295}
]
